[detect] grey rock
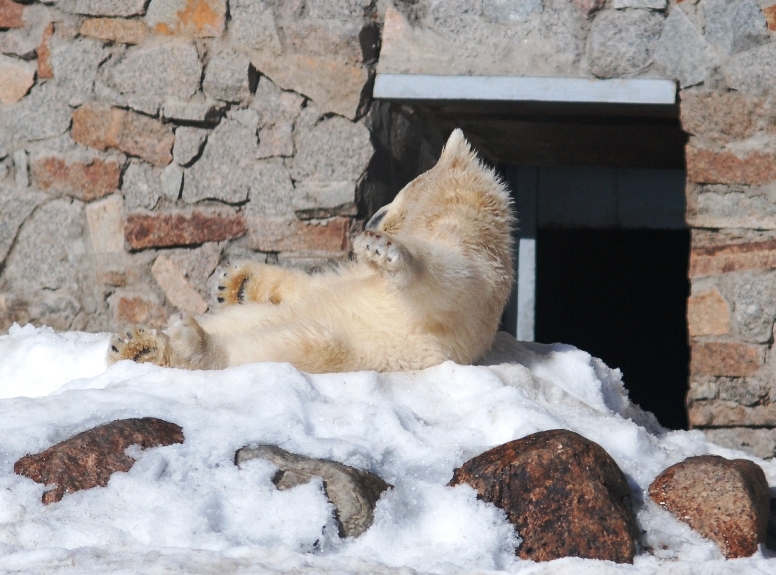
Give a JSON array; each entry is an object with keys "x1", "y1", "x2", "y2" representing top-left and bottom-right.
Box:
[
  {"x1": 731, "y1": 272, "x2": 776, "y2": 343},
  {"x1": 704, "y1": 428, "x2": 776, "y2": 459},
  {"x1": 611, "y1": 0, "x2": 666, "y2": 8},
  {"x1": 246, "y1": 158, "x2": 294, "y2": 216},
  {"x1": 291, "y1": 116, "x2": 373, "y2": 182},
  {"x1": 686, "y1": 185, "x2": 776, "y2": 229},
  {"x1": 59, "y1": 0, "x2": 148, "y2": 16},
  {"x1": 429, "y1": 0, "x2": 482, "y2": 41},
  {"x1": 2, "y1": 198, "x2": 86, "y2": 293},
  {"x1": 0, "y1": 128, "x2": 8, "y2": 159},
  {"x1": 306, "y1": 0, "x2": 375, "y2": 20},
  {"x1": 7, "y1": 82, "x2": 72, "y2": 142},
  {"x1": 166, "y1": 242, "x2": 222, "y2": 302},
  {"x1": 161, "y1": 163, "x2": 183, "y2": 200},
  {"x1": 173, "y1": 127, "x2": 209, "y2": 166},
  {"x1": 235, "y1": 445, "x2": 391, "y2": 538},
  {"x1": 122, "y1": 160, "x2": 161, "y2": 211},
  {"x1": 13, "y1": 149, "x2": 27, "y2": 188},
  {"x1": 257, "y1": 123, "x2": 294, "y2": 158},
  {"x1": 202, "y1": 47, "x2": 251, "y2": 103},
  {"x1": 107, "y1": 40, "x2": 202, "y2": 102},
  {"x1": 483, "y1": 0, "x2": 543, "y2": 22},
  {"x1": 27, "y1": 291, "x2": 82, "y2": 331},
  {"x1": 250, "y1": 77, "x2": 304, "y2": 128},
  {"x1": 229, "y1": 108, "x2": 260, "y2": 131},
  {"x1": 183, "y1": 120, "x2": 258, "y2": 204},
  {"x1": 124, "y1": 94, "x2": 161, "y2": 116},
  {"x1": 718, "y1": 377, "x2": 768, "y2": 407},
  {"x1": 0, "y1": 183, "x2": 47, "y2": 265},
  {"x1": 587, "y1": 10, "x2": 664, "y2": 78},
  {"x1": 279, "y1": 18, "x2": 373, "y2": 63},
  {"x1": 653, "y1": 7, "x2": 718, "y2": 88},
  {"x1": 50, "y1": 37, "x2": 107, "y2": 105},
  {"x1": 723, "y1": 42, "x2": 776, "y2": 95},
  {"x1": 0, "y1": 17, "x2": 49, "y2": 60},
  {"x1": 229, "y1": 0, "x2": 281, "y2": 53},
  {"x1": 293, "y1": 180, "x2": 357, "y2": 219},
  {"x1": 162, "y1": 94, "x2": 226, "y2": 123},
  {"x1": 703, "y1": 0, "x2": 767, "y2": 56}
]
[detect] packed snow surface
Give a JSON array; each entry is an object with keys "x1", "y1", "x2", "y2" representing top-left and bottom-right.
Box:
[{"x1": 0, "y1": 324, "x2": 774, "y2": 574}]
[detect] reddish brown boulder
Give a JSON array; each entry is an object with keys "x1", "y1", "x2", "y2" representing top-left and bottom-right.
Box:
[
  {"x1": 30, "y1": 155, "x2": 121, "y2": 202},
  {"x1": 14, "y1": 418, "x2": 184, "y2": 504},
  {"x1": 449, "y1": 429, "x2": 638, "y2": 563},
  {"x1": 649, "y1": 455, "x2": 770, "y2": 558},
  {"x1": 124, "y1": 210, "x2": 246, "y2": 250},
  {"x1": 0, "y1": 0, "x2": 24, "y2": 29}
]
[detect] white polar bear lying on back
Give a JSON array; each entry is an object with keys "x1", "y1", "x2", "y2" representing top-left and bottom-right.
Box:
[{"x1": 108, "y1": 129, "x2": 515, "y2": 373}]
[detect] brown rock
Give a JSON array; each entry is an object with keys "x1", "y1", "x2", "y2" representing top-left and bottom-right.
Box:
[
  {"x1": 151, "y1": 254, "x2": 208, "y2": 314},
  {"x1": 690, "y1": 342, "x2": 764, "y2": 377},
  {"x1": 449, "y1": 429, "x2": 638, "y2": 563},
  {"x1": 14, "y1": 418, "x2": 184, "y2": 504},
  {"x1": 0, "y1": 0, "x2": 24, "y2": 29},
  {"x1": 112, "y1": 293, "x2": 167, "y2": 326},
  {"x1": 248, "y1": 216, "x2": 351, "y2": 252},
  {"x1": 147, "y1": 0, "x2": 226, "y2": 38},
  {"x1": 37, "y1": 22, "x2": 54, "y2": 79},
  {"x1": 72, "y1": 103, "x2": 174, "y2": 166},
  {"x1": 649, "y1": 455, "x2": 769, "y2": 558},
  {"x1": 125, "y1": 210, "x2": 246, "y2": 250},
  {"x1": 236, "y1": 445, "x2": 392, "y2": 538},
  {"x1": 686, "y1": 146, "x2": 776, "y2": 186},
  {"x1": 763, "y1": 4, "x2": 776, "y2": 31},
  {"x1": 30, "y1": 155, "x2": 121, "y2": 202},
  {"x1": 690, "y1": 240, "x2": 776, "y2": 277},
  {"x1": 680, "y1": 91, "x2": 765, "y2": 144},
  {"x1": 687, "y1": 288, "x2": 730, "y2": 336},
  {"x1": 80, "y1": 18, "x2": 148, "y2": 44},
  {"x1": 0, "y1": 55, "x2": 35, "y2": 105}
]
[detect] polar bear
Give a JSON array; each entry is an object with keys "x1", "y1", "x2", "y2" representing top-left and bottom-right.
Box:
[{"x1": 108, "y1": 129, "x2": 514, "y2": 373}]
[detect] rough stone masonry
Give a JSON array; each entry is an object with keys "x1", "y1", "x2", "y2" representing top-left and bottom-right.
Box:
[{"x1": 4, "y1": 0, "x2": 776, "y2": 457}]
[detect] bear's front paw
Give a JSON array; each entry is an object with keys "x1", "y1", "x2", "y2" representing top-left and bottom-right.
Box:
[
  {"x1": 217, "y1": 263, "x2": 252, "y2": 305},
  {"x1": 353, "y1": 230, "x2": 405, "y2": 271},
  {"x1": 108, "y1": 328, "x2": 169, "y2": 366}
]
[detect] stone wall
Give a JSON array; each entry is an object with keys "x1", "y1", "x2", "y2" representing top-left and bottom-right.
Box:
[
  {"x1": 5, "y1": 0, "x2": 776, "y2": 455},
  {"x1": 0, "y1": 0, "x2": 387, "y2": 332}
]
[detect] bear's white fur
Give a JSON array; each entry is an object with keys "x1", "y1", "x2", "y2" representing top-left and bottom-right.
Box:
[{"x1": 108, "y1": 130, "x2": 515, "y2": 373}]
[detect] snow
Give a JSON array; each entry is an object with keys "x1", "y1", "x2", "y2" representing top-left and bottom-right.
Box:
[{"x1": 0, "y1": 324, "x2": 774, "y2": 575}]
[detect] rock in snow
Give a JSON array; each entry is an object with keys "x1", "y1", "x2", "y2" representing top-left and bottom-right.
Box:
[
  {"x1": 450, "y1": 429, "x2": 638, "y2": 563},
  {"x1": 14, "y1": 417, "x2": 184, "y2": 503},
  {"x1": 649, "y1": 454, "x2": 770, "y2": 558},
  {"x1": 236, "y1": 445, "x2": 391, "y2": 538}
]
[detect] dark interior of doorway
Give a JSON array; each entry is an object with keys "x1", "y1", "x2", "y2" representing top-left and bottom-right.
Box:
[{"x1": 534, "y1": 229, "x2": 690, "y2": 430}]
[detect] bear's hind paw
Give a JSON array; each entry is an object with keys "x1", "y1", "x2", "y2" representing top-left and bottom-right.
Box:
[
  {"x1": 217, "y1": 265, "x2": 251, "y2": 305},
  {"x1": 108, "y1": 328, "x2": 168, "y2": 366}
]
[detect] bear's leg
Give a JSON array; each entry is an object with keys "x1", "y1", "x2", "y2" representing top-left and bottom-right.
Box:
[{"x1": 217, "y1": 261, "x2": 312, "y2": 305}]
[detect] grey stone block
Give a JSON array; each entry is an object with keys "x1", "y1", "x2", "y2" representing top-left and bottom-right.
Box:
[
  {"x1": 587, "y1": 9, "x2": 664, "y2": 78},
  {"x1": 483, "y1": 0, "x2": 543, "y2": 22},
  {"x1": 59, "y1": 0, "x2": 148, "y2": 16},
  {"x1": 2, "y1": 198, "x2": 86, "y2": 293},
  {"x1": 202, "y1": 47, "x2": 251, "y2": 103},
  {"x1": 173, "y1": 127, "x2": 209, "y2": 166},
  {"x1": 235, "y1": 445, "x2": 391, "y2": 538},
  {"x1": 0, "y1": 183, "x2": 47, "y2": 265},
  {"x1": 704, "y1": 428, "x2": 776, "y2": 459},
  {"x1": 257, "y1": 123, "x2": 294, "y2": 158},
  {"x1": 293, "y1": 180, "x2": 357, "y2": 219},
  {"x1": 429, "y1": 0, "x2": 482, "y2": 40},
  {"x1": 703, "y1": 0, "x2": 767, "y2": 56},
  {"x1": 731, "y1": 271, "x2": 776, "y2": 344},
  {"x1": 13, "y1": 149, "x2": 27, "y2": 188},
  {"x1": 7, "y1": 82, "x2": 72, "y2": 142},
  {"x1": 50, "y1": 37, "x2": 107, "y2": 105},
  {"x1": 250, "y1": 77, "x2": 304, "y2": 128},
  {"x1": 246, "y1": 158, "x2": 294, "y2": 215},
  {"x1": 723, "y1": 42, "x2": 776, "y2": 95},
  {"x1": 611, "y1": 0, "x2": 666, "y2": 7},
  {"x1": 717, "y1": 376, "x2": 768, "y2": 407},
  {"x1": 0, "y1": 128, "x2": 8, "y2": 159},
  {"x1": 162, "y1": 94, "x2": 226, "y2": 123},
  {"x1": 687, "y1": 185, "x2": 776, "y2": 229},
  {"x1": 161, "y1": 164, "x2": 183, "y2": 200},
  {"x1": 107, "y1": 40, "x2": 202, "y2": 102},
  {"x1": 653, "y1": 7, "x2": 717, "y2": 88},
  {"x1": 228, "y1": 0, "x2": 281, "y2": 53},
  {"x1": 229, "y1": 108, "x2": 260, "y2": 132},
  {"x1": 122, "y1": 159, "x2": 161, "y2": 211},
  {"x1": 183, "y1": 120, "x2": 259, "y2": 204},
  {"x1": 291, "y1": 116, "x2": 373, "y2": 182},
  {"x1": 306, "y1": 0, "x2": 375, "y2": 20}
]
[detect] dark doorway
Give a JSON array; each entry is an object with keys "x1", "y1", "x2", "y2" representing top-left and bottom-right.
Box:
[{"x1": 535, "y1": 229, "x2": 691, "y2": 430}]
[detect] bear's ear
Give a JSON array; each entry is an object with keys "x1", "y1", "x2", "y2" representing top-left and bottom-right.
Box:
[{"x1": 437, "y1": 128, "x2": 474, "y2": 169}]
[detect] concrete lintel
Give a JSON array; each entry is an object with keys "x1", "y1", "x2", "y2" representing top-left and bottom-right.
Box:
[{"x1": 373, "y1": 74, "x2": 677, "y2": 106}]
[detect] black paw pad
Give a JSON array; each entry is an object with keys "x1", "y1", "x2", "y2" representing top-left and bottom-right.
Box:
[{"x1": 237, "y1": 276, "x2": 249, "y2": 303}]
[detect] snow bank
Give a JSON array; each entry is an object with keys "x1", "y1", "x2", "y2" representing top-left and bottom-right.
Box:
[{"x1": 0, "y1": 325, "x2": 773, "y2": 574}]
